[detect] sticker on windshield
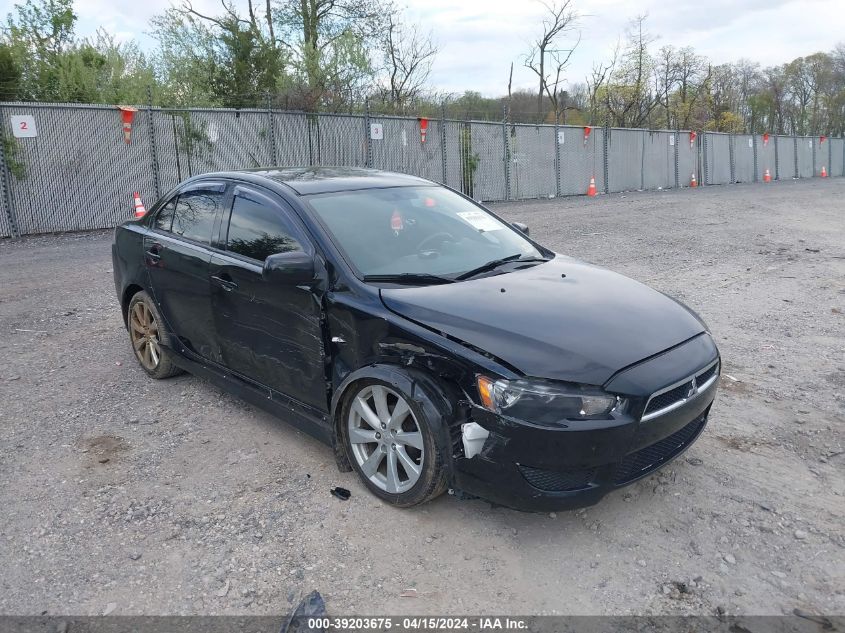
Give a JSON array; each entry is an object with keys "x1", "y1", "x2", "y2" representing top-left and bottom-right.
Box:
[
  {"x1": 457, "y1": 210, "x2": 504, "y2": 232},
  {"x1": 390, "y1": 209, "x2": 404, "y2": 231}
]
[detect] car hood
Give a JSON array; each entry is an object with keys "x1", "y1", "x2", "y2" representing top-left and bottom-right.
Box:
[{"x1": 379, "y1": 256, "x2": 706, "y2": 386}]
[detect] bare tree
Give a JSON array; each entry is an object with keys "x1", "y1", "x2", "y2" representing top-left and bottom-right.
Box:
[
  {"x1": 284, "y1": 0, "x2": 386, "y2": 100},
  {"x1": 378, "y1": 13, "x2": 437, "y2": 110},
  {"x1": 524, "y1": 0, "x2": 580, "y2": 122},
  {"x1": 164, "y1": 0, "x2": 285, "y2": 106},
  {"x1": 599, "y1": 15, "x2": 658, "y2": 127},
  {"x1": 181, "y1": 0, "x2": 277, "y2": 45},
  {"x1": 653, "y1": 45, "x2": 709, "y2": 129},
  {"x1": 585, "y1": 42, "x2": 618, "y2": 124}
]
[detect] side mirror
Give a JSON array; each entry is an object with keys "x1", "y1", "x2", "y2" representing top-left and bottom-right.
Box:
[
  {"x1": 512, "y1": 222, "x2": 529, "y2": 236},
  {"x1": 262, "y1": 251, "x2": 316, "y2": 285}
]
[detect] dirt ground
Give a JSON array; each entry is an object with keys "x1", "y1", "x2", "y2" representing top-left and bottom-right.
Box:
[{"x1": 0, "y1": 178, "x2": 843, "y2": 617}]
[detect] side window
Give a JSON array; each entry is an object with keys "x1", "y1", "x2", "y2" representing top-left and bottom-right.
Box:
[
  {"x1": 172, "y1": 189, "x2": 223, "y2": 244},
  {"x1": 226, "y1": 192, "x2": 303, "y2": 261},
  {"x1": 153, "y1": 197, "x2": 177, "y2": 232}
]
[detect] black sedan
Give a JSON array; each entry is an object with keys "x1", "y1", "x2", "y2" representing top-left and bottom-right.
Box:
[{"x1": 112, "y1": 167, "x2": 719, "y2": 511}]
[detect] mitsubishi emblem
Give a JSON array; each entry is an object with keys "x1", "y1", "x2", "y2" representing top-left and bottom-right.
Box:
[{"x1": 686, "y1": 377, "x2": 697, "y2": 398}]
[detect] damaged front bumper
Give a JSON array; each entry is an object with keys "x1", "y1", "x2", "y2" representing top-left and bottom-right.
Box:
[{"x1": 450, "y1": 379, "x2": 716, "y2": 512}]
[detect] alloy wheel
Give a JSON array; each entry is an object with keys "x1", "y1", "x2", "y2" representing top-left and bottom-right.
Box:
[
  {"x1": 347, "y1": 385, "x2": 425, "y2": 494},
  {"x1": 129, "y1": 301, "x2": 161, "y2": 371}
]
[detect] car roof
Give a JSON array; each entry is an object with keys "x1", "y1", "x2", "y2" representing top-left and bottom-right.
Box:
[{"x1": 202, "y1": 166, "x2": 436, "y2": 196}]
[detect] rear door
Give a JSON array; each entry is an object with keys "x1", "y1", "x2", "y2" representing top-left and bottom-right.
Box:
[
  {"x1": 210, "y1": 185, "x2": 327, "y2": 411},
  {"x1": 145, "y1": 182, "x2": 228, "y2": 363}
]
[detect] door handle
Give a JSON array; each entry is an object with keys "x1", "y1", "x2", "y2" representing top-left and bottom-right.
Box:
[
  {"x1": 145, "y1": 243, "x2": 162, "y2": 262},
  {"x1": 211, "y1": 275, "x2": 238, "y2": 291}
]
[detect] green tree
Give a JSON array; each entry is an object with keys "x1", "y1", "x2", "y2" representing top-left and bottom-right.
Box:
[
  {"x1": 0, "y1": 43, "x2": 21, "y2": 99},
  {"x1": 4, "y1": 0, "x2": 76, "y2": 99},
  {"x1": 150, "y1": 2, "x2": 285, "y2": 107},
  {"x1": 3, "y1": 0, "x2": 156, "y2": 103}
]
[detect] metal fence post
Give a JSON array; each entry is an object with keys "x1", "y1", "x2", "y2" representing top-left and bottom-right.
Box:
[
  {"x1": 639, "y1": 130, "x2": 646, "y2": 191},
  {"x1": 728, "y1": 134, "x2": 736, "y2": 183},
  {"x1": 440, "y1": 102, "x2": 447, "y2": 186},
  {"x1": 554, "y1": 112, "x2": 561, "y2": 197},
  {"x1": 364, "y1": 99, "x2": 373, "y2": 169},
  {"x1": 698, "y1": 132, "x2": 704, "y2": 185},
  {"x1": 703, "y1": 133, "x2": 709, "y2": 185},
  {"x1": 266, "y1": 92, "x2": 278, "y2": 166},
  {"x1": 774, "y1": 135, "x2": 780, "y2": 180},
  {"x1": 752, "y1": 134, "x2": 758, "y2": 182},
  {"x1": 305, "y1": 114, "x2": 315, "y2": 166},
  {"x1": 828, "y1": 135, "x2": 832, "y2": 175},
  {"x1": 603, "y1": 122, "x2": 610, "y2": 193},
  {"x1": 812, "y1": 136, "x2": 816, "y2": 177},
  {"x1": 146, "y1": 86, "x2": 161, "y2": 200},
  {"x1": 673, "y1": 131, "x2": 679, "y2": 189},
  {"x1": 793, "y1": 136, "x2": 799, "y2": 179},
  {"x1": 0, "y1": 106, "x2": 20, "y2": 238},
  {"x1": 502, "y1": 105, "x2": 511, "y2": 200}
]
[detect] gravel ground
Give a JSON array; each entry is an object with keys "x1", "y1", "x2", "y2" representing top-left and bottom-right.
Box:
[{"x1": 0, "y1": 178, "x2": 843, "y2": 617}]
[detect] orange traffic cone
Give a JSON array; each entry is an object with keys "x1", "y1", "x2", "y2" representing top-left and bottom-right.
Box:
[
  {"x1": 821, "y1": 166, "x2": 828, "y2": 178},
  {"x1": 763, "y1": 169, "x2": 771, "y2": 183},
  {"x1": 587, "y1": 176, "x2": 597, "y2": 197},
  {"x1": 690, "y1": 173, "x2": 697, "y2": 188},
  {"x1": 133, "y1": 192, "x2": 147, "y2": 218}
]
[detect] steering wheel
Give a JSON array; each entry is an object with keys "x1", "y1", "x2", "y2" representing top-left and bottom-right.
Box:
[{"x1": 416, "y1": 232, "x2": 455, "y2": 254}]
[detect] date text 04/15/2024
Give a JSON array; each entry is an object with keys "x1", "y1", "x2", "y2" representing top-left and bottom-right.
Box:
[{"x1": 303, "y1": 617, "x2": 529, "y2": 631}]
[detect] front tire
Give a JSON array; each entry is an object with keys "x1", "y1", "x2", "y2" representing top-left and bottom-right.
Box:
[
  {"x1": 341, "y1": 378, "x2": 448, "y2": 507},
  {"x1": 127, "y1": 290, "x2": 183, "y2": 379}
]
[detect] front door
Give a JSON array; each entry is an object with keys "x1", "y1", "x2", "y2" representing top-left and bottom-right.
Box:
[
  {"x1": 210, "y1": 185, "x2": 327, "y2": 411},
  {"x1": 145, "y1": 183, "x2": 227, "y2": 362}
]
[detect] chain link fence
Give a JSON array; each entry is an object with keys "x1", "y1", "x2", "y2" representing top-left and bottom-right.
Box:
[
  {"x1": 0, "y1": 101, "x2": 843, "y2": 238},
  {"x1": 558, "y1": 124, "x2": 604, "y2": 196},
  {"x1": 831, "y1": 137, "x2": 844, "y2": 177},
  {"x1": 607, "y1": 128, "x2": 644, "y2": 192},
  {"x1": 468, "y1": 121, "x2": 507, "y2": 202},
  {"x1": 757, "y1": 136, "x2": 776, "y2": 181},
  {"x1": 775, "y1": 136, "x2": 796, "y2": 179},
  {"x1": 703, "y1": 132, "x2": 731, "y2": 185},
  {"x1": 677, "y1": 132, "x2": 698, "y2": 188},
  {"x1": 732, "y1": 134, "x2": 755, "y2": 183},
  {"x1": 796, "y1": 137, "x2": 814, "y2": 178},
  {"x1": 641, "y1": 130, "x2": 676, "y2": 190}
]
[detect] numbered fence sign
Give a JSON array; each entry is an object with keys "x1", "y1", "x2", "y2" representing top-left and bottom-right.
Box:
[
  {"x1": 370, "y1": 123, "x2": 384, "y2": 140},
  {"x1": 11, "y1": 115, "x2": 37, "y2": 138},
  {"x1": 748, "y1": 138, "x2": 753, "y2": 148},
  {"x1": 557, "y1": 130, "x2": 565, "y2": 145},
  {"x1": 669, "y1": 135, "x2": 675, "y2": 146}
]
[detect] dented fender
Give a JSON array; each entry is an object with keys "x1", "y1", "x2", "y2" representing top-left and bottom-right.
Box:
[{"x1": 329, "y1": 363, "x2": 461, "y2": 476}]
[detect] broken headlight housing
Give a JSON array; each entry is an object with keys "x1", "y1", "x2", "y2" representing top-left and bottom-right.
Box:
[{"x1": 476, "y1": 376, "x2": 624, "y2": 425}]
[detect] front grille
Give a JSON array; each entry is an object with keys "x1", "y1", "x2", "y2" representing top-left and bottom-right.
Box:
[
  {"x1": 613, "y1": 414, "x2": 707, "y2": 485},
  {"x1": 643, "y1": 381, "x2": 693, "y2": 416},
  {"x1": 696, "y1": 362, "x2": 718, "y2": 385},
  {"x1": 642, "y1": 360, "x2": 719, "y2": 419},
  {"x1": 519, "y1": 464, "x2": 598, "y2": 492}
]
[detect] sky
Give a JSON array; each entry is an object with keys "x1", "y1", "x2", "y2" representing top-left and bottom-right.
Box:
[{"x1": 44, "y1": 0, "x2": 845, "y2": 96}]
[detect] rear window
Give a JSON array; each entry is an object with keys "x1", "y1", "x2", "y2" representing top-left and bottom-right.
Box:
[{"x1": 171, "y1": 190, "x2": 223, "y2": 244}]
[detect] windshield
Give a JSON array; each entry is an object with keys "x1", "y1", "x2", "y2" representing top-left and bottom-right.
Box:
[{"x1": 306, "y1": 186, "x2": 545, "y2": 278}]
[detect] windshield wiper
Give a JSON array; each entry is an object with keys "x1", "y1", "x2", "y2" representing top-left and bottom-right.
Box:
[
  {"x1": 454, "y1": 254, "x2": 549, "y2": 280},
  {"x1": 363, "y1": 273, "x2": 456, "y2": 285}
]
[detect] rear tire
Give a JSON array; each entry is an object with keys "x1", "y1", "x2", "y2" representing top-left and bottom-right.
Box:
[
  {"x1": 127, "y1": 290, "x2": 183, "y2": 379},
  {"x1": 340, "y1": 377, "x2": 448, "y2": 507}
]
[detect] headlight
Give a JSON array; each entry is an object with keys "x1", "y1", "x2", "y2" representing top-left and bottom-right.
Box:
[{"x1": 476, "y1": 376, "x2": 624, "y2": 425}]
